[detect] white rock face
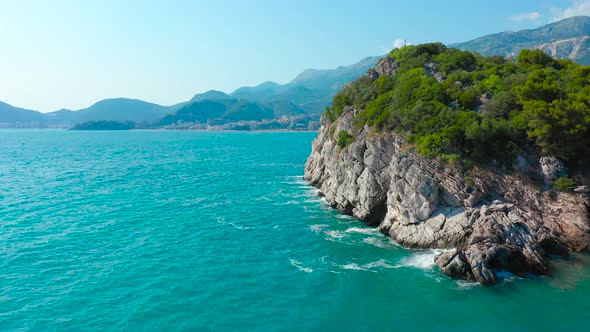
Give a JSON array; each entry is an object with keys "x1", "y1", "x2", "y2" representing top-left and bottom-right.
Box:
[
  {"x1": 305, "y1": 107, "x2": 590, "y2": 285},
  {"x1": 540, "y1": 155, "x2": 567, "y2": 184}
]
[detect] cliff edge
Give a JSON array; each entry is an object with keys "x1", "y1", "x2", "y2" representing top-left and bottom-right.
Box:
[
  {"x1": 304, "y1": 48, "x2": 590, "y2": 285},
  {"x1": 305, "y1": 110, "x2": 589, "y2": 285}
]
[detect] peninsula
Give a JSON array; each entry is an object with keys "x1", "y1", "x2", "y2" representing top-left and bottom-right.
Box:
[{"x1": 305, "y1": 43, "x2": 590, "y2": 285}]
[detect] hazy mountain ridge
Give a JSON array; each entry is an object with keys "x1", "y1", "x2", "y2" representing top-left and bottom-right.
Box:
[
  {"x1": 108, "y1": 56, "x2": 382, "y2": 127},
  {"x1": 3, "y1": 16, "x2": 590, "y2": 128},
  {"x1": 0, "y1": 55, "x2": 380, "y2": 128},
  {"x1": 158, "y1": 98, "x2": 306, "y2": 125},
  {"x1": 452, "y1": 16, "x2": 590, "y2": 64},
  {"x1": 46, "y1": 98, "x2": 172, "y2": 125},
  {"x1": 229, "y1": 56, "x2": 382, "y2": 114},
  {"x1": 0, "y1": 101, "x2": 45, "y2": 127}
]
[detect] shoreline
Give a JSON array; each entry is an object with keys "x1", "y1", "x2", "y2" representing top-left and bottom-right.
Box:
[{"x1": 0, "y1": 127, "x2": 319, "y2": 133}]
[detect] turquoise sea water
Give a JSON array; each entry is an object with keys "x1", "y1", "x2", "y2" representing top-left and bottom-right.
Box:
[{"x1": 0, "y1": 130, "x2": 589, "y2": 331}]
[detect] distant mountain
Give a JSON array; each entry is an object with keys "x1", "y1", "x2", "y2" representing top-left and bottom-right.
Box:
[
  {"x1": 229, "y1": 56, "x2": 382, "y2": 114},
  {"x1": 0, "y1": 56, "x2": 381, "y2": 128},
  {"x1": 264, "y1": 100, "x2": 307, "y2": 118},
  {"x1": 158, "y1": 98, "x2": 305, "y2": 126},
  {"x1": 452, "y1": 16, "x2": 590, "y2": 65},
  {"x1": 232, "y1": 82, "x2": 284, "y2": 101},
  {"x1": 152, "y1": 56, "x2": 382, "y2": 126},
  {"x1": 0, "y1": 101, "x2": 45, "y2": 127},
  {"x1": 290, "y1": 56, "x2": 383, "y2": 90},
  {"x1": 189, "y1": 90, "x2": 233, "y2": 103},
  {"x1": 45, "y1": 98, "x2": 171, "y2": 125},
  {"x1": 4, "y1": 17, "x2": 590, "y2": 129}
]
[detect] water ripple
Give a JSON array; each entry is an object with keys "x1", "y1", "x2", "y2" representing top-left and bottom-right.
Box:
[{"x1": 0, "y1": 130, "x2": 588, "y2": 331}]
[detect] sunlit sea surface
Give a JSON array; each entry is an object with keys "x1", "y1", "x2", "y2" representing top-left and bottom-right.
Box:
[{"x1": 0, "y1": 130, "x2": 589, "y2": 331}]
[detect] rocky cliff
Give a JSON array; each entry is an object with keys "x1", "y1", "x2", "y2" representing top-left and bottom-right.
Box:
[{"x1": 305, "y1": 106, "x2": 590, "y2": 285}]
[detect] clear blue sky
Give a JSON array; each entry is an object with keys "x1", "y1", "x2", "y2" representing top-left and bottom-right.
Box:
[{"x1": 0, "y1": 0, "x2": 586, "y2": 111}]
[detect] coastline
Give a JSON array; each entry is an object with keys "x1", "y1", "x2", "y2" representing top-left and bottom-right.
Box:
[
  {"x1": 1, "y1": 127, "x2": 318, "y2": 133},
  {"x1": 305, "y1": 108, "x2": 590, "y2": 285}
]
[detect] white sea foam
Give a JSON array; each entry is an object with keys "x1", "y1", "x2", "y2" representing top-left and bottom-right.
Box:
[
  {"x1": 310, "y1": 224, "x2": 328, "y2": 233},
  {"x1": 303, "y1": 198, "x2": 324, "y2": 204},
  {"x1": 363, "y1": 259, "x2": 398, "y2": 269},
  {"x1": 228, "y1": 222, "x2": 253, "y2": 230},
  {"x1": 283, "y1": 176, "x2": 308, "y2": 186},
  {"x1": 345, "y1": 227, "x2": 380, "y2": 235},
  {"x1": 302, "y1": 189, "x2": 329, "y2": 204},
  {"x1": 216, "y1": 217, "x2": 254, "y2": 230},
  {"x1": 335, "y1": 216, "x2": 357, "y2": 225},
  {"x1": 456, "y1": 280, "x2": 479, "y2": 289},
  {"x1": 317, "y1": 255, "x2": 331, "y2": 264},
  {"x1": 496, "y1": 270, "x2": 522, "y2": 282},
  {"x1": 324, "y1": 230, "x2": 348, "y2": 240},
  {"x1": 362, "y1": 237, "x2": 397, "y2": 249},
  {"x1": 398, "y1": 249, "x2": 449, "y2": 270},
  {"x1": 290, "y1": 259, "x2": 313, "y2": 273},
  {"x1": 285, "y1": 175, "x2": 305, "y2": 180},
  {"x1": 285, "y1": 192, "x2": 308, "y2": 199},
  {"x1": 273, "y1": 200, "x2": 301, "y2": 206},
  {"x1": 301, "y1": 189, "x2": 331, "y2": 205},
  {"x1": 340, "y1": 263, "x2": 371, "y2": 271}
]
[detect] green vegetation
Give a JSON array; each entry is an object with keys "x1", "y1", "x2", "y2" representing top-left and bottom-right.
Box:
[
  {"x1": 329, "y1": 125, "x2": 336, "y2": 138},
  {"x1": 159, "y1": 99, "x2": 276, "y2": 125},
  {"x1": 326, "y1": 43, "x2": 590, "y2": 170},
  {"x1": 337, "y1": 130, "x2": 355, "y2": 148},
  {"x1": 553, "y1": 177, "x2": 576, "y2": 192},
  {"x1": 70, "y1": 120, "x2": 135, "y2": 130},
  {"x1": 464, "y1": 176, "x2": 475, "y2": 187}
]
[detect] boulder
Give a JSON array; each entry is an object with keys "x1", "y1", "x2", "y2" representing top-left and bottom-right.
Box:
[
  {"x1": 374, "y1": 57, "x2": 399, "y2": 77},
  {"x1": 540, "y1": 155, "x2": 567, "y2": 184}
]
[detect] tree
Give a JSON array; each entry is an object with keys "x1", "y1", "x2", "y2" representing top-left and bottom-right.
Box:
[{"x1": 517, "y1": 49, "x2": 558, "y2": 69}]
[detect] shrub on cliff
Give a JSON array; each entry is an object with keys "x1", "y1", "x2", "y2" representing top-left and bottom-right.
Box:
[
  {"x1": 327, "y1": 43, "x2": 590, "y2": 171},
  {"x1": 553, "y1": 177, "x2": 576, "y2": 192},
  {"x1": 337, "y1": 130, "x2": 355, "y2": 148}
]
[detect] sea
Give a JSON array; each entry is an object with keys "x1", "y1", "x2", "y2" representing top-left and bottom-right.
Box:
[{"x1": 0, "y1": 130, "x2": 589, "y2": 331}]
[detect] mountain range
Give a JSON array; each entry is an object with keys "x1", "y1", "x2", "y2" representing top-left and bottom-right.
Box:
[
  {"x1": 452, "y1": 16, "x2": 590, "y2": 65},
  {"x1": 1, "y1": 16, "x2": 590, "y2": 128},
  {"x1": 0, "y1": 56, "x2": 380, "y2": 128}
]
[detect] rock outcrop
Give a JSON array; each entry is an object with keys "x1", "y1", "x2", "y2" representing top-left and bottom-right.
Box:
[
  {"x1": 540, "y1": 156, "x2": 568, "y2": 184},
  {"x1": 305, "y1": 107, "x2": 590, "y2": 285}
]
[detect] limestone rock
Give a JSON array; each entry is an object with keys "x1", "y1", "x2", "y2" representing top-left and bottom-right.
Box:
[
  {"x1": 424, "y1": 62, "x2": 444, "y2": 82},
  {"x1": 304, "y1": 107, "x2": 590, "y2": 285},
  {"x1": 540, "y1": 155, "x2": 567, "y2": 184},
  {"x1": 374, "y1": 57, "x2": 399, "y2": 77}
]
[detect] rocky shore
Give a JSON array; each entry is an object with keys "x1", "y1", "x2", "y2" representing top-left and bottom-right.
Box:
[{"x1": 304, "y1": 108, "x2": 590, "y2": 285}]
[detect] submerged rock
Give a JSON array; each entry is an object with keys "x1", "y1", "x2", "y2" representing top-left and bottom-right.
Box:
[{"x1": 304, "y1": 108, "x2": 590, "y2": 285}]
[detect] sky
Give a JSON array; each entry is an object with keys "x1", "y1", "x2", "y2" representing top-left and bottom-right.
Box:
[{"x1": 0, "y1": 0, "x2": 588, "y2": 112}]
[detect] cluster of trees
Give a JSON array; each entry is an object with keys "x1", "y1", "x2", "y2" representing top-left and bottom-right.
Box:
[
  {"x1": 70, "y1": 120, "x2": 136, "y2": 130},
  {"x1": 325, "y1": 43, "x2": 590, "y2": 171}
]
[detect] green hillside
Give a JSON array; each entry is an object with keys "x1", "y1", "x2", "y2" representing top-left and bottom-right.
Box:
[
  {"x1": 158, "y1": 98, "x2": 305, "y2": 125},
  {"x1": 327, "y1": 43, "x2": 590, "y2": 171}
]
